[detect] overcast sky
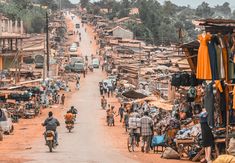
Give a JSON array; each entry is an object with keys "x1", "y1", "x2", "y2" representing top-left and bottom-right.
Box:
[{"x1": 69, "y1": 0, "x2": 235, "y2": 9}]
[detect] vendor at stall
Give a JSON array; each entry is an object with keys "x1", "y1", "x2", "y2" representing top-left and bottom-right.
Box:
[{"x1": 200, "y1": 110, "x2": 214, "y2": 163}]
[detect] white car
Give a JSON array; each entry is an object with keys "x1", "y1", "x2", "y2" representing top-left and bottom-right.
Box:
[{"x1": 0, "y1": 109, "x2": 14, "y2": 134}]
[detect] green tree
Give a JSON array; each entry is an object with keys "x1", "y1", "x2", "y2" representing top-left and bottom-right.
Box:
[
  {"x1": 195, "y1": 2, "x2": 214, "y2": 18},
  {"x1": 118, "y1": 0, "x2": 130, "y2": 18},
  {"x1": 80, "y1": 0, "x2": 89, "y2": 9},
  {"x1": 138, "y1": 0, "x2": 163, "y2": 43},
  {"x1": 162, "y1": 1, "x2": 177, "y2": 16}
]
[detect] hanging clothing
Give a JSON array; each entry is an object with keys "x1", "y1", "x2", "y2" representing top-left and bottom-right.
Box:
[
  {"x1": 218, "y1": 35, "x2": 229, "y2": 81},
  {"x1": 215, "y1": 44, "x2": 225, "y2": 79},
  {"x1": 220, "y1": 81, "x2": 226, "y2": 127},
  {"x1": 233, "y1": 87, "x2": 235, "y2": 110},
  {"x1": 208, "y1": 36, "x2": 219, "y2": 80},
  {"x1": 204, "y1": 83, "x2": 215, "y2": 127},
  {"x1": 215, "y1": 80, "x2": 223, "y2": 93},
  {"x1": 196, "y1": 34, "x2": 212, "y2": 80},
  {"x1": 224, "y1": 35, "x2": 235, "y2": 79}
]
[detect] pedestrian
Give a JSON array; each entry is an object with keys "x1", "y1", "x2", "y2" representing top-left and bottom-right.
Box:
[
  {"x1": 99, "y1": 82, "x2": 104, "y2": 96},
  {"x1": 103, "y1": 82, "x2": 108, "y2": 96},
  {"x1": 102, "y1": 63, "x2": 104, "y2": 71},
  {"x1": 117, "y1": 104, "x2": 125, "y2": 122},
  {"x1": 57, "y1": 94, "x2": 60, "y2": 104},
  {"x1": 76, "y1": 80, "x2": 80, "y2": 90},
  {"x1": 83, "y1": 70, "x2": 86, "y2": 78},
  {"x1": 124, "y1": 110, "x2": 130, "y2": 132},
  {"x1": 128, "y1": 109, "x2": 141, "y2": 147},
  {"x1": 101, "y1": 96, "x2": 107, "y2": 109},
  {"x1": 61, "y1": 94, "x2": 65, "y2": 105},
  {"x1": 140, "y1": 111, "x2": 153, "y2": 153},
  {"x1": 77, "y1": 74, "x2": 80, "y2": 81},
  {"x1": 200, "y1": 110, "x2": 214, "y2": 163},
  {"x1": 107, "y1": 87, "x2": 110, "y2": 98}
]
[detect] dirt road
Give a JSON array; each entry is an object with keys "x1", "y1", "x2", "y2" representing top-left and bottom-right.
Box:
[{"x1": 4, "y1": 14, "x2": 137, "y2": 163}]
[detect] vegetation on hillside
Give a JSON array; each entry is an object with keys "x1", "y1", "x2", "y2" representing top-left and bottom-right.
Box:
[
  {"x1": 0, "y1": 0, "x2": 74, "y2": 33},
  {"x1": 82, "y1": 0, "x2": 235, "y2": 45}
]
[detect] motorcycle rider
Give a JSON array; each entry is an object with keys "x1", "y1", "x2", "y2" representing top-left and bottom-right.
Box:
[
  {"x1": 69, "y1": 106, "x2": 78, "y2": 115},
  {"x1": 64, "y1": 111, "x2": 75, "y2": 124},
  {"x1": 42, "y1": 111, "x2": 60, "y2": 145}
]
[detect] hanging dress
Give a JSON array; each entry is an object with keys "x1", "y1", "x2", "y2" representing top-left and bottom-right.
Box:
[
  {"x1": 208, "y1": 36, "x2": 219, "y2": 80},
  {"x1": 197, "y1": 34, "x2": 212, "y2": 80},
  {"x1": 218, "y1": 35, "x2": 229, "y2": 81}
]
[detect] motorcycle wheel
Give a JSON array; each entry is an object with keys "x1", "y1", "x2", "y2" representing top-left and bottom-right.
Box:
[
  {"x1": 68, "y1": 128, "x2": 71, "y2": 133},
  {"x1": 48, "y1": 140, "x2": 53, "y2": 152}
]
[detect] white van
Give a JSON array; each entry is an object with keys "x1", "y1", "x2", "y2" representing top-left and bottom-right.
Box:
[{"x1": 0, "y1": 109, "x2": 14, "y2": 134}]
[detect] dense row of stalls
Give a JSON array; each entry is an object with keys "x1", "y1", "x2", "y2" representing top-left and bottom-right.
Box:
[
  {"x1": 165, "y1": 19, "x2": 235, "y2": 161},
  {"x1": 99, "y1": 18, "x2": 235, "y2": 161}
]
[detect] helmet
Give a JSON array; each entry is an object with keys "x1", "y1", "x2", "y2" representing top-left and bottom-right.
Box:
[{"x1": 71, "y1": 106, "x2": 74, "y2": 109}]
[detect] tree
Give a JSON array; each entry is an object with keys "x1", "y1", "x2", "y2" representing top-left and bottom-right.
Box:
[
  {"x1": 195, "y1": 2, "x2": 214, "y2": 18},
  {"x1": 138, "y1": 0, "x2": 163, "y2": 43},
  {"x1": 232, "y1": 10, "x2": 235, "y2": 19},
  {"x1": 214, "y1": 2, "x2": 231, "y2": 18},
  {"x1": 31, "y1": 15, "x2": 45, "y2": 33},
  {"x1": 80, "y1": 0, "x2": 89, "y2": 9},
  {"x1": 158, "y1": 22, "x2": 178, "y2": 45},
  {"x1": 118, "y1": 0, "x2": 130, "y2": 18},
  {"x1": 162, "y1": 1, "x2": 177, "y2": 16}
]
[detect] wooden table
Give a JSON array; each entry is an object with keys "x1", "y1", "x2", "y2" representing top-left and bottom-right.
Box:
[{"x1": 176, "y1": 138, "x2": 195, "y2": 158}]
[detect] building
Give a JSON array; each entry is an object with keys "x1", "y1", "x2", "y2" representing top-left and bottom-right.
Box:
[{"x1": 109, "y1": 26, "x2": 134, "y2": 40}]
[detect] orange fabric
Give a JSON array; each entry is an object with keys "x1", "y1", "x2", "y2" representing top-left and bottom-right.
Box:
[
  {"x1": 215, "y1": 80, "x2": 223, "y2": 93},
  {"x1": 64, "y1": 113, "x2": 74, "y2": 121},
  {"x1": 196, "y1": 34, "x2": 212, "y2": 79},
  {"x1": 222, "y1": 48, "x2": 229, "y2": 81}
]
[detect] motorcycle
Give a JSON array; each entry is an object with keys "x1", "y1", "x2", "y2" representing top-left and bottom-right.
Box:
[
  {"x1": 66, "y1": 122, "x2": 74, "y2": 132},
  {"x1": 45, "y1": 130, "x2": 56, "y2": 152}
]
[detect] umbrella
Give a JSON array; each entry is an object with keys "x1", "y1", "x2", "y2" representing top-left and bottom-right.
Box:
[{"x1": 122, "y1": 90, "x2": 147, "y2": 99}]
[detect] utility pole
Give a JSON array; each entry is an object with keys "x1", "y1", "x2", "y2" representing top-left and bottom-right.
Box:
[{"x1": 46, "y1": 11, "x2": 49, "y2": 77}]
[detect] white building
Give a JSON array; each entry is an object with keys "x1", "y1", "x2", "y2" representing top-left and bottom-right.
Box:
[{"x1": 109, "y1": 26, "x2": 134, "y2": 40}]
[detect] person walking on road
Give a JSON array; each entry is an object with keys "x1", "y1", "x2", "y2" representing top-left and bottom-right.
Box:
[
  {"x1": 117, "y1": 104, "x2": 125, "y2": 122},
  {"x1": 101, "y1": 96, "x2": 107, "y2": 110},
  {"x1": 61, "y1": 94, "x2": 65, "y2": 105},
  {"x1": 83, "y1": 70, "x2": 86, "y2": 78},
  {"x1": 99, "y1": 82, "x2": 104, "y2": 96},
  {"x1": 76, "y1": 80, "x2": 80, "y2": 90},
  {"x1": 140, "y1": 111, "x2": 153, "y2": 153}
]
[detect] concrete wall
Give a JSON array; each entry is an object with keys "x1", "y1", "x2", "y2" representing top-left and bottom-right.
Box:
[{"x1": 113, "y1": 28, "x2": 133, "y2": 39}]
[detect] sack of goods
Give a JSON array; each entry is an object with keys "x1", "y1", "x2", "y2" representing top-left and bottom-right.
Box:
[
  {"x1": 161, "y1": 147, "x2": 180, "y2": 159},
  {"x1": 213, "y1": 155, "x2": 235, "y2": 163}
]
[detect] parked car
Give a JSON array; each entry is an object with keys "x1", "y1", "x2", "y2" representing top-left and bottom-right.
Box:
[
  {"x1": 92, "y1": 58, "x2": 100, "y2": 68},
  {"x1": 0, "y1": 109, "x2": 14, "y2": 134},
  {"x1": 35, "y1": 55, "x2": 44, "y2": 69},
  {"x1": 65, "y1": 62, "x2": 85, "y2": 73},
  {"x1": 76, "y1": 23, "x2": 80, "y2": 28}
]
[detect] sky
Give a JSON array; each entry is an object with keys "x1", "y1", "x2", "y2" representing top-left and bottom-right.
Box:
[{"x1": 69, "y1": 0, "x2": 235, "y2": 9}]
